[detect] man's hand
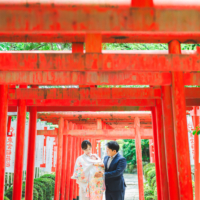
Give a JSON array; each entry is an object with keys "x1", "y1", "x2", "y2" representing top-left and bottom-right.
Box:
[{"x1": 94, "y1": 171, "x2": 103, "y2": 178}]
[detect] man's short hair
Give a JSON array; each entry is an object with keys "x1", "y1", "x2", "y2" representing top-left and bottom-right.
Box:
[
  {"x1": 81, "y1": 140, "x2": 92, "y2": 150},
  {"x1": 106, "y1": 141, "x2": 119, "y2": 152}
]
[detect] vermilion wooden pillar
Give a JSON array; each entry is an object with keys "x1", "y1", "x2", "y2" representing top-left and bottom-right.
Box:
[
  {"x1": 65, "y1": 135, "x2": 72, "y2": 200},
  {"x1": 0, "y1": 85, "x2": 8, "y2": 200},
  {"x1": 76, "y1": 137, "x2": 81, "y2": 200},
  {"x1": 161, "y1": 85, "x2": 179, "y2": 200},
  {"x1": 149, "y1": 139, "x2": 154, "y2": 163},
  {"x1": 73, "y1": 137, "x2": 77, "y2": 200},
  {"x1": 54, "y1": 117, "x2": 64, "y2": 200},
  {"x1": 25, "y1": 85, "x2": 38, "y2": 200},
  {"x1": 134, "y1": 117, "x2": 144, "y2": 200},
  {"x1": 25, "y1": 108, "x2": 37, "y2": 200},
  {"x1": 170, "y1": 40, "x2": 193, "y2": 200},
  {"x1": 60, "y1": 120, "x2": 69, "y2": 200},
  {"x1": 151, "y1": 108, "x2": 162, "y2": 200},
  {"x1": 155, "y1": 99, "x2": 169, "y2": 200},
  {"x1": 192, "y1": 107, "x2": 200, "y2": 200},
  {"x1": 69, "y1": 136, "x2": 75, "y2": 200},
  {"x1": 12, "y1": 85, "x2": 27, "y2": 200}
]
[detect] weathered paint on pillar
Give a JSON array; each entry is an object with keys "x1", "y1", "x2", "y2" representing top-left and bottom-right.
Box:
[
  {"x1": 155, "y1": 99, "x2": 169, "y2": 200},
  {"x1": 25, "y1": 106, "x2": 37, "y2": 200},
  {"x1": 12, "y1": 85, "x2": 27, "y2": 200},
  {"x1": 76, "y1": 137, "x2": 81, "y2": 200},
  {"x1": 161, "y1": 85, "x2": 179, "y2": 200},
  {"x1": 151, "y1": 108, "x2": 162, "y2": 200},
  {"x1": 60, "y1": 120, "x2": 69, "y2": 200},
  {"x1": 73, "y1": 137, "x2": 77, "y2": 200},
  {"x1": 170, "y1": 40, "x2": 193, "y2": 200},
  {"x1": 134, "y1": 117, "x2": 144, "y2": 200},
  {"x1": 0, "y1": 85, "x2": 8, "y2": 200},
  {"x1": 69, "y1": 136, "x2": 75, "y2": 200},
  {"x1": 65, "y1": 135, "x2": 72, "y2": 200},
  {"x1": 54, "y1": 117, "x2": 64, "y2": 200},
  {"x1": 192, "y1": 107, "x2": 200, "y2": 200}
]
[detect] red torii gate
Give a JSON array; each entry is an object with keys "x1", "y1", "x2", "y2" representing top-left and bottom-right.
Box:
[
  {"x1": 37, "y1": 111, "x2": 154, "y2": 200},
  {"x1": 0, "y1": 1, "x2": 200, "y2": 200}
]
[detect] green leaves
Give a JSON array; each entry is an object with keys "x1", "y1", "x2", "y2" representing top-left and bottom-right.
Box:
[{"x1": 193, "y1": 129, "x2": 200, "y2": 135}]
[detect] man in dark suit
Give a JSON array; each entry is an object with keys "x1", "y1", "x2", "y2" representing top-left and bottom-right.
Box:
[{"x1": 95, "y1": 141, "x2": 127, "y2": 200}]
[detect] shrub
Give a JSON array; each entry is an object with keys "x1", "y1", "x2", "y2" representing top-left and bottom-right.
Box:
[
  {"x1": 144, "y1": 189, "x2": 154, "y2": 197},
  {"x1": 5, "y1": 184, "x2": 38, "y2": 200},
  {"x1": 42, "y1": 177, "x2": 55, "y2": 195},
  {"x1": 147, "y1": 169, "x2": 156, "y2": 186},
  {"x1": 154, "y1": 188, "x2": 157, "y2": 200},
  {"x1": 4, "y1": 197, "x2": 9, "y2": 200},
  {"x1": 146, "y1": 196, "x2": 155, "y2": 200},
  {"x1": 151, "y1": 176, "x2": 157, "y2": 188},
  {"x1": 34, "y1": 178, "x2": 52, "y2": 200},
  {"x1": 34, "y1": 183, "x2": 43, "y2": 200},
  {"x1": 40, "y1": 174, "x2": 55, "y2": 181},
  {"x1": 143, "y1": 163, "x2": 155, "y2": 171},
  {"x1": 34, "y1": 180, "x2": 46, "y2": 199},
  {"x1": 144, "y1": 167, "x2": 154, "y2": 179}
]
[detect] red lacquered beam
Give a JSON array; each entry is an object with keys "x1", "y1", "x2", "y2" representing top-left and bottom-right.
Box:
[
  {"x1": 1, "y1": 53, "x2": 200, "y2": 72},
  {"x1": 170, "y1": 40, "x2": 193, "y2": 200},
  {"x1": 8, "y1": 87, "x2": 200, "y2": 100},
  {"x1": 0, "y1": 85, "x2": 8, "y2": 200},
  {"x1": 37, "y1": 128, "x2": 153, "y2": 139},
  {"x1": 8, "y1": 99, "x2": 156, "y2": 107},
  {"x1": 0, "y1": 71, "x2": 171, "y2": 85},
  {"x1": 0, "y1": 4, "x2": 200, "y2": 41},
  {"x1": 8, "y1": 106, "x2": 152, "y2": 112},
  {"x1": 8, "y1": 88, "x2": 161, "y2": 100}
]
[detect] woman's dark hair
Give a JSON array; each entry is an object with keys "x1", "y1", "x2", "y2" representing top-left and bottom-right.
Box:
[
  {"x1": 81, "y1": 140, "x2": 92, "y2": 150},
  {"x1": 106, "y1": 141, "x2": 119, "y2": 152}
]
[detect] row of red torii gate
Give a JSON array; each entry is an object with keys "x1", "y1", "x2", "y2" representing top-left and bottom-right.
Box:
[{"x1": 1, "y1": 0, "x2": 200, "y2": 200}]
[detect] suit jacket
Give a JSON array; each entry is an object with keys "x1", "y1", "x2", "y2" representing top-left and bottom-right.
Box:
[{"x1": 103, "y1": 153, "x2": 127, "y2": 192}]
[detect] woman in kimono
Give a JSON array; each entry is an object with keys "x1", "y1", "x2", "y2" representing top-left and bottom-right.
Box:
[{"x1": 71, "y1": 140, "x2": 105, "y2": 200}]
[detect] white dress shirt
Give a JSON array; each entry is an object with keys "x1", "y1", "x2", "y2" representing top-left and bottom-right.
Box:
[{"x1": 107, "y1": 152, "x2": 118, "y2": 169}]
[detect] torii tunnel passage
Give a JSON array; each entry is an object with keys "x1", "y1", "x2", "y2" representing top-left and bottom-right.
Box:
[{"x1": 0, "y1": 1, "x2": 200, "y2": 200}]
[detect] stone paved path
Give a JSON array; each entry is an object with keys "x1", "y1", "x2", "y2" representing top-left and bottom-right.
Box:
[{"x1": 103, "y1": 173, "x2": 139, "y2": 200}]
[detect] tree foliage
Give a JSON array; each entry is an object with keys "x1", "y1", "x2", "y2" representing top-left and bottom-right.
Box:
[{"x1": 123, "y1": 139, "x2": 150, "y2": 167}]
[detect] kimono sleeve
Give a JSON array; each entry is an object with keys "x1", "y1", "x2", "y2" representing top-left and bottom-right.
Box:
[{"x1": 71, "y1": 157, "x2": 88, "y2": 183}]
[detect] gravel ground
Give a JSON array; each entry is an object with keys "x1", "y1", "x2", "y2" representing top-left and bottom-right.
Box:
[{"x1": 103, "y1": 173, "x2": 139, "y2": 200}]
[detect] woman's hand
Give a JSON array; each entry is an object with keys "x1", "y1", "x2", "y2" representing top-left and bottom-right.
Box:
[{"x1": 94, "y1": 171, "x2": 103, "y2": 178}]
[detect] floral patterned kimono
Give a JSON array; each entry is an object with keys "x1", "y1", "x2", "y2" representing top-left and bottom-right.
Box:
[{"x1": 71, "y1": 154, "x2": 105, "y2": 200}]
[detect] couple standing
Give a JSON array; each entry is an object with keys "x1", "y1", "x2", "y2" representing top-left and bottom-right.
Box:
[{"x1": 72, "y1": 140, "x2": 127, "y2": 200}]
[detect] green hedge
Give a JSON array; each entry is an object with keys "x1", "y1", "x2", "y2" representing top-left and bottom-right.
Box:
[
  {"x1": 42, "y1": 177, "x2": 55, "y2": 195},
  {"x1": 143, "y1": 163, "x2": 156, "y2": 200},
  {"x1": 34, "y1": 178, "x2": 52, "y2": 200},
  {"x1": 40, "y1": 174, "x2": 55, "y2": 181},
  {"x1": 34, "y1": 180, "x2": 47, "y2": 199},
  {"x1": 4, "y1": 184, "x2": 38, "y2": 200},
  {"x1": 4, "y1": 197, "x2": 9, "y2": 200},
  {"x1": 147, "y1": 169, "x2": 156, "y2": 186},
  {"x1": 34, "y1": 184, "x2": 43, "y2": 200}
]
